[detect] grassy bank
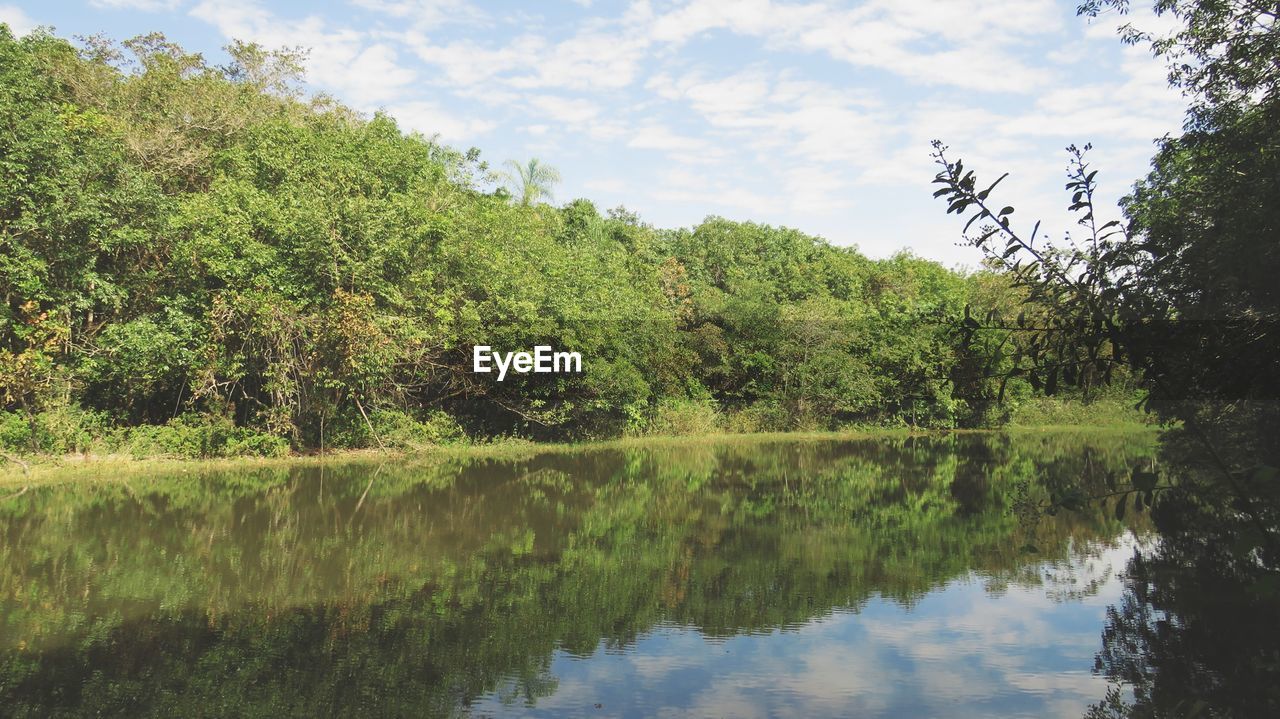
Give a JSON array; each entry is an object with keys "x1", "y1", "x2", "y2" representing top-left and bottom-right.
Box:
[
  {"x1": 0, "y1": 422, "x2": 1161, "y2": 488},
  {"x1": 1005, "y1": 396, "x2": 1152, "y2": 428}
]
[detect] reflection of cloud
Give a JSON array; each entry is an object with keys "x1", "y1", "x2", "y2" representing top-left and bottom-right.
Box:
[
  {"x1": 1006, "y1": 670, "x2": 1103, "y2": 695},
  {"x1": 774, "y1": 642, "x2": 895, "y2": 715},
  {"x1": 469, "y1": 535, "x2": 1142, "y2": 718},
  {"x1": 627, "y1": 652, "x2": 694, "y2": 682},
  {"x1": 680, "y1": 683, "x2": 771, "y2": 719}
]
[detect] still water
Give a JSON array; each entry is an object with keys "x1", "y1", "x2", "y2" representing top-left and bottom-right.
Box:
[{"x1": 0, "y1": 432, "x2": 1156, "y2": 718}]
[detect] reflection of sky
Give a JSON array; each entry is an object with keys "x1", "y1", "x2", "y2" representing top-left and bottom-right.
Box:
[{"x1": 471, "y1": 535, "x2": 1140, "y2": 718}]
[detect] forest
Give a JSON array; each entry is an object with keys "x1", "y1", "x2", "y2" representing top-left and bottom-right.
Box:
[
  {"x1": 2, "y1": 0, "x2": 1279, "y2": 715},
  {"x1": 0, "y1": 24, "x2": 1122, "y2": 460}
]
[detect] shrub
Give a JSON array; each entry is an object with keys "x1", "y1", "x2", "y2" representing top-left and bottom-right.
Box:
[
  {"x1": 39, "y1": 406, "x2": 119, "y2": 454},
  {"x1": 0, "y1": 405, "x2": 124, "y2": 455},
  {"x1": 632, "y1": 398, "x2": 722, "y2": 436},
  {"x1": 127, "y1": 414, "x2": 289, "y2": 458},
  {"x1": 723, "y1": 401, "x2": 789, "y2": 434},
  {"x1": 0, "y1": 411, "x2": 32, "y2": 452},
  {"x1": 1008, "y1": 396, "x2": 1151, "y2": 427},
  {"x1": 372, "y1": 409, "x2": 468, "y2": 448},
  {"x1": 222, "y1": 431, "x2": 291, "y2": 458},
  {"x1": 314, "y1": 407, "x2": 468, "y2": 449}
]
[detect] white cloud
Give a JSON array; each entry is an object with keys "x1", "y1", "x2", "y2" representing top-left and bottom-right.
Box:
[
  {"x1": 382, "y1": 100, "x2": 496, "y2": 142},
  {"x1": 783, "y1": 165, "x2": 849, "y2": 214},
  {"x1": 402, "y1": 28, "x2": 650, "y2": 93},
  {"x1": 1080, "y1": 1, "x2": 1184, "y2": 44},
  {"x1": 0, "y1": 4, "x2": 35, "y2": 34},
  {"x1": 400, "y1": 32, "x2": 541, "y2": 86},
  {"x1": 646, "y1": 68, "x2": 888, "y2": 186},
  {"x1": 522, "y1": 95, "x2": 626, "y2": 140},
  {"x1": 673, "y1": 71, "x2": 773, "y2": 124},
  {"x1": 583, "y1": 176, "x2": 627, "y2": 194},
  {"x1": 507, "y1": 30, "x2": 650, "y2": 91},
  {"x1": 526, "y1": 94, "x2": 600, "y2": 124},
  {"x1": 176, "y1": 0, "x2": 1186, "y2": 263},
  {"x1": 352, "y1": 0, "x2": 487, "y2": 28},
  {"x1": 990, "y1": 32, "x2": 1183, "y2": 147},
  {"x1": 644, "y1": 0, "x2": 1059, "y2": 93},
  {"x1": 340, "y1": 43, "x2": 418, "y2": 105},
  {"x1": 191, "y1": 0, "x2": 416, "y2": 106},
  {"x1": 628, "y1": 124, "x2": 715, "y2": 155},
  {"x1": 650, "y1": 167, "x2": 784, "y2": 214},
  {"x1": 90, "y1": 0, "x2": 181, "y2": 10},
  {"x1": 649, "y1": 0, "x2": 824, "y2": 45}
]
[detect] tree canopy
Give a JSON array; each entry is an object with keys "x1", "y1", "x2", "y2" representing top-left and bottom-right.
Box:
[{"x1": 0, "y1": 25, "x2": 1094, "y2": 456}]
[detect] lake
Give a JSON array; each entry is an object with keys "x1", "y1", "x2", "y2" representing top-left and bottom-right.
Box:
[{"x1": 0, "y1": 431, "x2": 1157, "y2": 718}]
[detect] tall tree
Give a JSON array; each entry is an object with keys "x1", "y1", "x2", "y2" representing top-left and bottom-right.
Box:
[
  {"x1": 502, "y1": 158, "x2": 560, "y2": 206},
  {"x1": 929, "y1": 0, "x2": 1280, "y2": 579}
]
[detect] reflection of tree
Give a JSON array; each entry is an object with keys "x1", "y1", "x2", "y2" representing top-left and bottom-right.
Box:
[
  {"x1": 1089, "y1": 489, "x2": 1280, "y2": 719},
  {"x1": 0, "y1": 432, "x2": 1156, "y2": 717}
]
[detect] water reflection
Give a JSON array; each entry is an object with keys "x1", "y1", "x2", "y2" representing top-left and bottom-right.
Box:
[
  {"x1": 1088, "y1": 489, "x2": 1280, "y2": 718},
  {"x1": 0, "y1": 432, "x2": 1156, "y2": 717},
  {"x1": 476, "y1": 538, "x2": 1142, "y2": 719}
]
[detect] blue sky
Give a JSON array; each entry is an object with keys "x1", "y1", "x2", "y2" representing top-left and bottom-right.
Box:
[{"x1": 0, "y1": 1, "x2": 1186, "y2": 266}]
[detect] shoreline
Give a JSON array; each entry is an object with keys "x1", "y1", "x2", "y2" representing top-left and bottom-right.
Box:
[{"x1": 0, "y1": 423, "x2": 1160, "y2": 488}]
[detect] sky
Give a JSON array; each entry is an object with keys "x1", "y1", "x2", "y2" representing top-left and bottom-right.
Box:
[{"x1": 0, "y1": 0, "x2": 1188, "y2": 267}]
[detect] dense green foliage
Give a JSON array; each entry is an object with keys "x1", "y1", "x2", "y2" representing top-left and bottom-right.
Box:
[
  {"x1": 0, "y1": 26, "x2": 1105, "y2": 458},
  {"x1": 931, "y1": 0, "x2": 1280, "y2": 531}
]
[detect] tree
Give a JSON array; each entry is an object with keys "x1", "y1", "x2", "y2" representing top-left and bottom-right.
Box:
[
  {"x1": 0, "y1": 26, "x2": 1048, "y2": 454},
  {"x1": 929, "y1": 0, "x2": 1280, "y2": 614},
  {"x1": 501, "y1": 158, "x2": 561, "y2": 206},
  {"x1": 1079, "y1": 0, "x2": 1280, "y2": 122}
]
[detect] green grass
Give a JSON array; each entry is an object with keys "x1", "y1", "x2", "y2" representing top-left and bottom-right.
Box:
[
  {"x1": 0, "y1": 423, "x2": 1163, "y2": 488},
  {"x1": 1006, "y1": 396, "x2": 1154, "y2": 428}
]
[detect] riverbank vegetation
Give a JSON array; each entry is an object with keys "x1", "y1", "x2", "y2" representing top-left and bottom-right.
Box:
[
  {"x1": 0, "y1": 26, "x2": 1143, "y2": 464},
  {"x1": 1, "y1": 422, "x2": 1160, "y2": 488}
]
